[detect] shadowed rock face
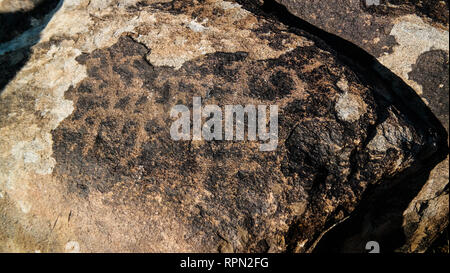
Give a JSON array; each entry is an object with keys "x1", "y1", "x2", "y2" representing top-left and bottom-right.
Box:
[
  {"x1": 268, "y1": 0, "x2": 449, "y2": 253},
  {"x1": 0, "y1": 0, "x2": 445, "y2": 252},
  {"x1": 272, "y1": 0, "x2": 449, "y2": 94},
  {"x1": 274, "y1": 0, "x2": 398, "y2": 58},
  {"x1": 365, "y1": 0, "x2": 449, "y2": 26},
  {"x1": 0, "y1": 0, "x2": 60, "y2": 44},
  {"x1": 409, "y1": 50, "x2": 449, "y2": 132},
  {"x1": 0, "y1": 0, "x2": 62, "y2": 91}
]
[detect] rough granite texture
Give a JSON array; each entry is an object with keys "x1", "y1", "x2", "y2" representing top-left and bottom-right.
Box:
[
  {"x1": 274, "y1": 0, "x2": 449, "y2": 110},
  {"x1": 0, "y1": 0, "x2": 446, "y2": 252},
  {"x1": 271, "y1": 0, "x2": 449, "y2": 253}
]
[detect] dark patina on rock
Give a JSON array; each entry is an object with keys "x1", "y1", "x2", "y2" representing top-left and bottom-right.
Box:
[
  {"x1": 0, "y1": 0, "x2": 445, "y2": 252},
  {"x1": 53, "y1": 27, "x2": 436, "y2": 254},
  {"x1": 257, "y1": 0, "x2": 449, "y2": 253}
]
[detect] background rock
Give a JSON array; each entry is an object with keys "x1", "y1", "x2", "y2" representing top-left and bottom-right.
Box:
[
  {"x1": 0, "y1": 0, "x2": 63, "y2": 90},
  {"x1": 0, "y1": 0, "x2": 45, "y2": 13},
  {"x1": 272, "y1": 0, "x2": 448, "y2": 118}
]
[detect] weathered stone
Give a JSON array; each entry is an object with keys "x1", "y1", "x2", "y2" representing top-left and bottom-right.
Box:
[
  {"x1": 0, "y1": 0, "x2": 445, "y2": 252},
  {"x1": 268, "y1": 0, "x2": 449, "y2": 253},
  {"x1": 400, "y1": 157, "x2": 449, "y2": 252},
  {"x1": 271, "y1": 0, "x2": 449, "y2": 116}
]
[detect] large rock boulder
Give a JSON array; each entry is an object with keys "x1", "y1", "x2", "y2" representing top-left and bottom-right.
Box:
[
  {"x1": 271, "y1": 0, "x2": 449, "y2": 127},
  {"x1": 0, "y1": 0, "x2": 445, "y2": 252},
  {"x1": 269, "y1": 0, "x2": 449, "y2": 252}
]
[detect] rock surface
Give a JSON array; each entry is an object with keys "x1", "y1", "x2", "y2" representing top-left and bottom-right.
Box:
[
  {"x1": 0, "y1": 0, "x2": 45, "y2": 13},
  {"x1": 270, "y1": 0, "x2": 449, "y2": 252},
  {"x1": 0, "y1": 0, "x2": 59, "y2": 44},
  {"x1": 0, "y1": 0, "x2": 445, "y2": 252},
  {"x1": 272, "y1": 0, "x2": 449, "y2": 120},
  {"x1": 401, "y1": 157, "x2": 449, "y2": 252}
]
